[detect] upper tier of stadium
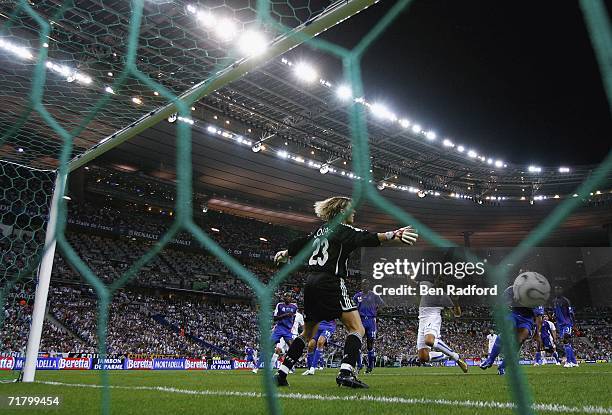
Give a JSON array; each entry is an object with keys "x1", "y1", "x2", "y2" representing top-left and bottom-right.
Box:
[{"x1": 64, "y1": 165, "x2": 612, "y2": 247}]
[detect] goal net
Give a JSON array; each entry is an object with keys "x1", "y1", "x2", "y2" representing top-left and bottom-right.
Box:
[{"x1": 0, "y1": 0, "x2": 611, "y2": 414}]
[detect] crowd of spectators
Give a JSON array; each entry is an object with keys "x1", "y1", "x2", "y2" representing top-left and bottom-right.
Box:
[
  {"x1": 39, "y1": 199, "x2": 311, "y2": 297},
  {"x1": 1, "y1": 286, "x2": 203, "y2": 356},
  {"x1": 1, "y1": 301, "x2": 84, "y2": 355},
  {"x1": 3, "y1": 284, "x2": 611, "y2": 364},
  {"x1": 2, "y1": 172, "x2": 611, "y2": 364},
  {"x1": 66, "y1": 200, "x2": 299, "y2": 258}
]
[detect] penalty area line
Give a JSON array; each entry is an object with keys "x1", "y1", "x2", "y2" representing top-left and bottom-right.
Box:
[{"x1": 36, "y1": 381, "x2": 612, "y2": 414}]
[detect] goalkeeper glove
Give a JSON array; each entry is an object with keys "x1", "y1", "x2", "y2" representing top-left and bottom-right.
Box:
[{"x1": 385, "y1": 226, "x2": 418, "y2": 245}]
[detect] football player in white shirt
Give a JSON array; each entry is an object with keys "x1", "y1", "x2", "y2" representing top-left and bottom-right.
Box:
[
  {"x1": 279, "y1": 309, "x2": 304, "y2": 352},
  {"x1": 486, "y1": 330, "x2": 498, "y2": 358},
  {"x1": 417, "y1": 281, "x2": 468, "y2": 373},
  {"x1": 535, "y1": 314, "x2": 561, "y2": 366}
]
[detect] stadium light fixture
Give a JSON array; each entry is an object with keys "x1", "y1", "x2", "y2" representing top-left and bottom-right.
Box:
[
  {"x1": 319, "y1": 164, "x2": 330, "y2": 175},
  {"x1": 294, "y1": 62, "x2": 318, "y2": 83},
  {"x1": 399, "y1": 119, "x2": 410, "y2": 128},
  {"x1": 376, "y1": 182, "x2": 386, "y2": 191},
  {"x1": 74, "y1": 73, "x2": 92, "y2": 84},
  {"x1": 559, "y1": 167, "x2": 570, "y2": 173},
  {"x1": 457, "y1": 145, "x2": 465, "y2": 153},
  {"x1": 443, "y1": 139, "x2": 454, "y2": 148},
  {"x1": 177, "y1": 116, "x2": 194, "y2": 125},
  {"x1": 0, "y1": 39, "x2": 33, "y2": 60},
  {"x1": 251, "y1": 142, "x2": 262, "y2": 153},
  {"x1": 44, "y1": 61, "x2": 92, "y2": 85},
  {"x1": 411, "y1": 124, "x2": 422, "y2": 134},
  {"x1": 167, "y1": 113, "x2": 177, "y2": 123},
  {"x1": 528, "y1": 165, "x2": 542, "y2": 173},
  {"x1": 238, "y1": 31, "x2": 268, "y2": 56},
  {"x1": 494, "y1": 160, "x2": 504, "y2": 168},
  {"x1": 336, "y1": 85, "x2": 352, "y2": 100},
  {"x1": 467, "y1": 150, "x2": 477, "y2": 158},
  {"x1": 45, "y1": 62, "x2": 69, "y2": 77},
  {"x1": 196, "y1": 11, "x2": 216, "y2": 28},
  {"x1": 207, "y1": 126, "x2": 218, "y2": 134},
  {"x1": 215, "y1": 18, "x2": 237, "y2": 41},
  {"x1": 370, "y1": 103, "x2": 396, "y2": 121},
  {"x1": 425, "y1": 131, "x2": 436, "y2": 140},
  {"x1": 277, "y1": 150, "x2": 289, "y2": 159}
]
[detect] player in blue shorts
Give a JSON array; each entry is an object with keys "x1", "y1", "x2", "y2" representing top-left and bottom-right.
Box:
[
  {"x1": 553, "y1": 287, "x2": 578, "y2": 367},
  {"x1": 480, "y1": 286, "x2": 543, "y2": 375},
  {"x1": 353, "y1": 279, "x2": 383, "y2": 374},
  {"x1": 302, "y1": 320, "x2": 336, "y2": 375},
  {"x1": 254, "y1": 292, "x2": 297, "y2": 373},
  {"x1": 245, "y1": 343, "x2": 258, "y2": 370},
  {"x1": 535, "y1": 314, "x2": 561, "y2": 365}
]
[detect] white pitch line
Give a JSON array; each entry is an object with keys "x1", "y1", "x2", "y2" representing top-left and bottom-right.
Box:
[{"x1": 36, "y1": 381, "x2": 612, "y2": 414}]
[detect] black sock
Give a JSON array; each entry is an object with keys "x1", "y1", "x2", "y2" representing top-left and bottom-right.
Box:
[
  {"x1": 340, "y1": 333, "x2": 362, "y2": 375},
  {"x1": 278, "y1": 336, "x2": 306, "y2": 377}
]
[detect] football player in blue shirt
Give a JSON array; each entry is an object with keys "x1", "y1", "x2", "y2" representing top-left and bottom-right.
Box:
[
  {"x1": 353, "y1": 279, "x2": 384, "y2": 374},
  {"x1": 535, "y1": 314, "x2": 561, "y2": 365},
  {"x1": 245, "y1": 343, "x2": 258, "y2": 370},
  {"x1": 480, "y1": 286, "x2": 543, "y2": 375},
  {"x1": 553, "y1": 287, "x2": 578, "y2": 367},
  {"x1": 254, "y1": 292, "x2": 297, "y2": 373},
  {"x1": 302, "y1": 320, "x2": 336, "y2": 375}
]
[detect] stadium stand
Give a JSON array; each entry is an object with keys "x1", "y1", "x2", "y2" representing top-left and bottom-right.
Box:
[{"x1": 2, "y1": 179, "x2": 611, "y2": 365}]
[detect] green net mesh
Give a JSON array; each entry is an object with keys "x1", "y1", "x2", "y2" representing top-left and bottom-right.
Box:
[
  {"x1": 0, "y1": 161, "x2": 54, "y2": 328},
  {"x1": 0, "y1": 0, "x2": 611, "y2": 413}
]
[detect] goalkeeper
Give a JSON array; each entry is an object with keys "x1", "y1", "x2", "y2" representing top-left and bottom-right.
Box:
[{"x1": 273, "y1": 196, "x2": 418, "y2": 389}]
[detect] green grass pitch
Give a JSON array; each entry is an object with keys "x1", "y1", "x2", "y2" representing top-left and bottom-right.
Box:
[{"x1": 1, "y1": 365, "x2": 611, "y2": 414}]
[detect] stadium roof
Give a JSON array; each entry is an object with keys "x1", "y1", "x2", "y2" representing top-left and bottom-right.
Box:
[{"x1": 1, "y1": 0, "x2": 610, "y2": 236}]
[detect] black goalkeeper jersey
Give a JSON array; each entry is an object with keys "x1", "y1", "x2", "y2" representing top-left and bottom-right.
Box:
[{"x1": 287, "y1": 222, "x2": 380, "y2": 277}]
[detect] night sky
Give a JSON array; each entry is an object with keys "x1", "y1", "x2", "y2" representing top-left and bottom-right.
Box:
[{"x1": 314, "y1": 0, "x2": 612, "y2": 167}]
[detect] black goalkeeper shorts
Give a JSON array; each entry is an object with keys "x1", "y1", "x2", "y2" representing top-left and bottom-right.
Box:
[{"x1": 303, "y1": 272, "x2": 357, "y2": 323}]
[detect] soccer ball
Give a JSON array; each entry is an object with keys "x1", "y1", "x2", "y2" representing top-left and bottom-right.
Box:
[{"x1": 512, "y1": 271, "x2": 551, "y2": 307}]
